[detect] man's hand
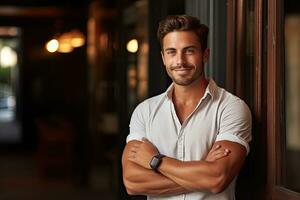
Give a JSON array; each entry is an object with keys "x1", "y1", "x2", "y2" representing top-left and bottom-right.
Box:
[
  {"x1": 205, "y1": 145, "x2": 230, "y2": 162},
  {"x1": 122, "y1": 140, "x2": 191, "y2": 195},
  {"x1": 128, "y1": 137, "x2": 159, "y2": 169}
]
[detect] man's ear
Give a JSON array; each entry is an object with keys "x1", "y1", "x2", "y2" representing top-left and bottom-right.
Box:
[
  {"x1": 161, "y1": 51, "x2": 166, "y2": 66},
  {"x1": 203, "y1": 48, "x2": 210, "y2": 63}
]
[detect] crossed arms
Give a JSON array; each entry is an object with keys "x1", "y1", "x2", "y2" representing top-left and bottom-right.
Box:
[{"x1": 122, "y1": 138, "x2": 247, "y2": 196}]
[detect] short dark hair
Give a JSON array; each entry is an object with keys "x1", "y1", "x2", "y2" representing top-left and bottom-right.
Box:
[{"x1": 157, "y1": 15, "x2": 209, "y2": 50}]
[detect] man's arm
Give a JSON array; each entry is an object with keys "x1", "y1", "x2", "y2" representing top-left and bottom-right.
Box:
[
  {"x1": 122, "y1": 140, "x2": 190, "y2": 196},
  {"x1": 122, "y1": 140, "x2": 230, "y2": 195},
  {"x1": 129, "y1": 139, "x2": 246, "y2": 194},
  {"x1": 158, "y1": 141, "x2": 246, "y2": 193}
]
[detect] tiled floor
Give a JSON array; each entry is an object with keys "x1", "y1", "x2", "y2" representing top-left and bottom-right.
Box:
[{"x1": 0, "y1": 153, "x2": 117, "y2": 200}]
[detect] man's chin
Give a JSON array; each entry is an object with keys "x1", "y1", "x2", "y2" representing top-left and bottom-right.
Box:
[{"x1": 173, "y1": 79, "x2": 195, "y2": 86}]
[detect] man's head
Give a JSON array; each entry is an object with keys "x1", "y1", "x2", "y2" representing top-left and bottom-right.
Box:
[
  {"x1": 157, "y1": 15, "x2": 209, "y2": 51},
  {"x1": 158, "y1": 15, "x2": 209, "y2": 87}
]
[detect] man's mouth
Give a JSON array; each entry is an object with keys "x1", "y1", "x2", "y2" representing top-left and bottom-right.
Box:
[
  {"x1": 173, "y1": 67, "x2": 193, "y2": 75},
  {"x1": 170, "y1": 64, "x2": 194, "y2": 70},
  {"x1": 173, "y1": 67, "x2": 192, "y2": 71}
]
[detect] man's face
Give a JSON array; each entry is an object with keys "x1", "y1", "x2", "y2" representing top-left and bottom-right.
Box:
[{"x1": 161, "y1": 31, "x2": 209, "y2": 86}]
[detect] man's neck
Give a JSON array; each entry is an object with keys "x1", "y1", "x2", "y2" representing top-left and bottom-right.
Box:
[{"x1": 172, "y1": 77, "x2": 209, "y2": 107}]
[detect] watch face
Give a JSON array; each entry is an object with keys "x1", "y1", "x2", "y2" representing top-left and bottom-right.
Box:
[
  {"x1": 150, "y1": 157, "x2": 159, "y2": 170},
  {"x1": 150, "y1": 155, "x2": 163, "y2": 171}
]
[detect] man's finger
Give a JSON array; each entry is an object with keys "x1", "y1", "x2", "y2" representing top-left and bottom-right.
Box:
[
  {"x1": 128, "y1": 152, "x2": 135, "y2": 159},
  {"x1": 130, "y1": 146, "x2": 137, "y2": 153},
  {"x1": 213, "y1": 152, "x2": 227, "y2": 160},
  {"x1": 217, "y1": 150, "x2": 230, "y2": 158},
  {"x1": 133, "y1": 143, "x2": 141, "y2": 149}
]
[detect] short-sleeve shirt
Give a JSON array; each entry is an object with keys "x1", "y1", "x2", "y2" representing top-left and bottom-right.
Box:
[{"x1": 126, "y1": 79, "x2": 252, "y2": 200}]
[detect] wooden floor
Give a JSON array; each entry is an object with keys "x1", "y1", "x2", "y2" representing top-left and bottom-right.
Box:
[{"x1": 0, "y1": 153, "x2": 117, "y2": 200}]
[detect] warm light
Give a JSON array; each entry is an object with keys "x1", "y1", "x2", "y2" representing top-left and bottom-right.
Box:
[
  {"x1": 45, "y1": 29, "x2": 85, "y2": 54},
  {"x1": 71, "y1": 37, "x2": 85, "y2": 47},
  {"x1": 46, "y1": 39, "x2": 59, "y2": 53},
  {"x1": 127, "y1": 39, "x2": 138, "y2": 53},
  {"x1": 70, "y1": 30, "x2": 85, "y2": 47},
  {"x1": 0, "y1": 46, "x2": 17, "y2": 67},
  {"x1": 58, "y1": 42, "x2": 73, "y2": 53},
  {"x1": 57, "y1": 33, "x2": 73, "y2": 53}
]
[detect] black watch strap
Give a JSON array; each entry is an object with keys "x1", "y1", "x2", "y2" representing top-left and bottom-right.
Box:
[{"x1": 149, "y1": 154, "x2": 165, "y2": 172}]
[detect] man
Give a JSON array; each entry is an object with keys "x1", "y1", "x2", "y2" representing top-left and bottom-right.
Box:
[{"x1": 122, "y1": 15, "x2": 252, "y2": 199}]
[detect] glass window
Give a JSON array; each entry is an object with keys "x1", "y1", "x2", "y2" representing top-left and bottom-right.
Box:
[
  {"x1": 0, "y1": 29, "x2": 19, "y2": 122},
  {"x1": 284, "y1": 0, "x2": 300, "y2": 192},
  {"x1": 0, "y1": 27, "x2": 21, "y2": 143}
]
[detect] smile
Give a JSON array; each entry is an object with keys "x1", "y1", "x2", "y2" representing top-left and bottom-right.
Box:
[
  {"x1": 173, "y1": 68, "x2": 193, "y2": 75},
  {"x1": 174, "y1": 68, "x2": 192, "y2": 71}
]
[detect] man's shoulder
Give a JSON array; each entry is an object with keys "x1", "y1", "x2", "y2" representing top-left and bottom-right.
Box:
[
  {"x1": 215, "y1": 88, "x2": 251, "y2": 117},
  {"x1": 135, "y1": 92, "x2": 167, "y2": 112},
  {"x1": 212, "y1": 84, "x2": 250, "y2": 113},
  {"x1": 147, "y1": 92, "x2": 167, "y2": 104},
  {"x1": 214, "y1": 85, "x2": 243, "y2": 103}
]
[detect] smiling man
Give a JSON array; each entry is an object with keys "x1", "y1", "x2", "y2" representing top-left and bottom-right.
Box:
[{"x1": 122, "y1": 15, "x2": 252, "y2": 200}]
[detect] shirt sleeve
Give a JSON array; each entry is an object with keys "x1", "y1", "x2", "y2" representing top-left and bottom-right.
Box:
[
  {"x1": 216, "y1": 99, "x2": 252, "y2": 154},
  {"x1": 126, "y1": 101, "x2": 148, "y2": 143}
]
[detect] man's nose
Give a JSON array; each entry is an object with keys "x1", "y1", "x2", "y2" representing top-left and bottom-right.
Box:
[{"x1": 175, "y1": 52, "x2": 186, "y2": 66}]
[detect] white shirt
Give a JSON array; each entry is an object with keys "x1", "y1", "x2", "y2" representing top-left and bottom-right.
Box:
[{"x1": 127, "y1": 79, "x2": 252, "y2": 200}]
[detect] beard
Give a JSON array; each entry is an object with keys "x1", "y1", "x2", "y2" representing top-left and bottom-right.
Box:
[{"x1": 166, "y1": 62, "x2": 204, "y2": 86}]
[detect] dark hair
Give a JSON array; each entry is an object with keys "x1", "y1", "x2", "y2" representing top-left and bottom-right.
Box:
[{"x1": 157, "y1": 15, "x2": 209, "y2": 50}]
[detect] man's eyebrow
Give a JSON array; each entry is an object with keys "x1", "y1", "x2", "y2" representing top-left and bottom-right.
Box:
[
  {"x1": 164, "y1": 47, "x2": 176, "y2": 52},
  {"x1": 164, "y1": 45, "x2": 198, "y2": 52},
  {"x1": 182, "y1": 45, "x2": 198, "y2": 50}
]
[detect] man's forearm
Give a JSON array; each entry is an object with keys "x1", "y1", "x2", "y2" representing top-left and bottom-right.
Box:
[
  {"x1": 157, "y1": 157, "x2": 224, "y2": 193},
  {"x1": 123, "y1": 160, "x2": 190, "y2": 196},
  {"x1": 122, "y1": 141, "x2": 190, "y2": 196},
  {"x1": 156, "y1": 142, "x2": 246, "y2": 193}
]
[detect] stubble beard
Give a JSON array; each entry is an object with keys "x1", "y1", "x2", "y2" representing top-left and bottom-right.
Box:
[{"x1": 167, "y1": 62, "x2": 204, "y2": 86}]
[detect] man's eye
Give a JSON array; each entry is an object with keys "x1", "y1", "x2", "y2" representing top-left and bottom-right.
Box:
[
  {"x1": 185, "y1": 49, "x2": 195, "y2": 54},
  {"x1": 166, "y1": 51, "x2": 175, "y2": 55}
]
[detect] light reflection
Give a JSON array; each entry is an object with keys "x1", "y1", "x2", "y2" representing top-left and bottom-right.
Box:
[
  {"x1": 7, "y1": 96, "x2": 16, "y2": 109},
  {"x1": 0, "y1": 46, "x2": 18, "y2": 67}
]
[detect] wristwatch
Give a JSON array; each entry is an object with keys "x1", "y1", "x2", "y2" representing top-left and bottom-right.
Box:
[{"x1": 149, "y1": 154, "x2": 165, "y2": 172}]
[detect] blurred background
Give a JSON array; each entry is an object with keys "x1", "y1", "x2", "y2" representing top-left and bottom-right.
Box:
[
  {"x1": 0, "y1": 0, "x2": 189, "y2": 199},
  {"x1": 0, "y1": 0, "x2": 300, "y2": 200}
]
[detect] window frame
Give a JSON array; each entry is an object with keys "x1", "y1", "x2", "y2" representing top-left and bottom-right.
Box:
[
  {"x1": 267, "y1": 0, "x2": 300, "y2": 199},
  {"x1": 227, "y1": 0, "x2": 266, "y2": 198},
  {"x1": 227, "y1": 0, "x2": 300, "y2": 199}
]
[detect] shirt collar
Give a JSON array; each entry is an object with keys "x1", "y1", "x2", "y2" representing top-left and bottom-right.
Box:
[
  {"x1": 164, "y1": 78, "x2": 218, "y2": 101},
  {"x1": 165, "y1": 83, "x2": 174, "y2": 100},
  {"x1": 205, "y1": 78, "x2": 217, "y2": 101}
]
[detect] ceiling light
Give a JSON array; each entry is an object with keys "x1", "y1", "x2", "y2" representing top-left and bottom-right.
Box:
[
  {"x1": 127, "y1": 39, "x2": 138, "y2": 53},
  {"x1": 45, "y1": 39, "x2": 59, "y2": 53}
]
